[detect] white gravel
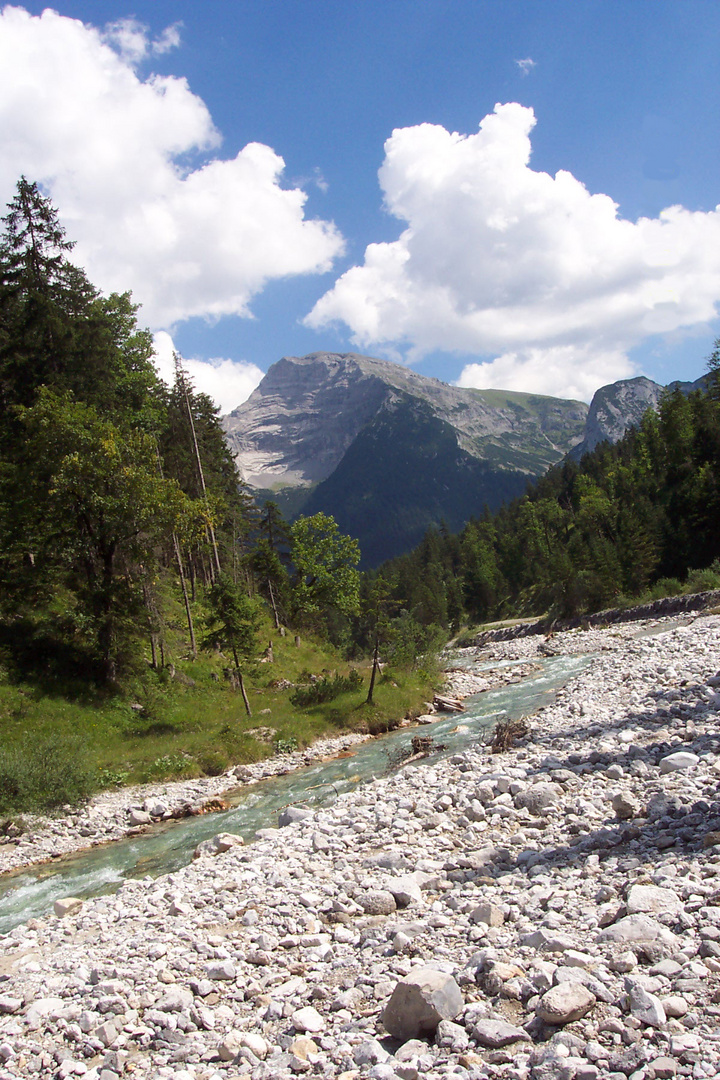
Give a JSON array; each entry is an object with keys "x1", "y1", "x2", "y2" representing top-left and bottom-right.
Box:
[{"x1": 1, "y1": 612, "x2": 720, "y2": 1080}]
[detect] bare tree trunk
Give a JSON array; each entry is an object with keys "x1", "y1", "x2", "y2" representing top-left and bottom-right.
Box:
[
  {"x1": 366, "y1": 636, "x2": 380, "y2": 705},
  {"x1": 175, "y1": 355, "x2": 222, "y2": 576},
  {"x1": 173, "y1": 533, "x2": 197, "y2": 658},
  {"x1": 231, "y1": 642, "x2": 252, "y2": 716},
  {"x1": 268, "y1": 579, "x2": 281, "y2": 630},
  {"x1": 238, "y1": 671, "x2": 252, "y2": 717}
]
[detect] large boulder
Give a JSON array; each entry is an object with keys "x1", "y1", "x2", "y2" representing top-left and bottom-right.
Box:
[
  {"x1": 514, "y1": 782, "x2": 562, "y2": 815},
  {"x1": 536, "y1": 984, "x2": 596, "y2": 1025},
  {"x1": 193, "y1": 832, "x2": 244, "y2": 859},
  {"x1": 383, "y1": 967, "x2": 463, "y2": 1040}
]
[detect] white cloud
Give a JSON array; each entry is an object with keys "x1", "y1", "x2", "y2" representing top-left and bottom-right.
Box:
[
  {"x1": 153, "y1": 332, "x2": 263, "y2": 415},
  {"x1": 0, "y1": 6, "x2": 344, "y2": 329},
  {"x1": 457, "y1": 346, "x2": 634, "y2": 402},
  {"x1": 515, "y1": 57, "x2": 536, "y2": 76},
  {"x1": 306, "y1": 103, "x2": 720, "y2": 400}
]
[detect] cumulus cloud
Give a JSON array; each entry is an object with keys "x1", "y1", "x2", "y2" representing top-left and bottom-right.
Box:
[
  {"x1": 102, "y1": 17, "x2": 182, "y2": 63},
  {"x1": 306, "y1": 103, "x2": 720, "y2": 399},
  {"x1": 153, "y1": 332, "x2": 263, "y2": 415},
  {"x1": 0, "y1": 6, "x2": 344, "y2": 329}
]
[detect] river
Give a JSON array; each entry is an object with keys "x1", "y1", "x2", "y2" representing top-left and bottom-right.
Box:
[{"x1": 0, "y1": 652, "x2": 590, "y2": 934}]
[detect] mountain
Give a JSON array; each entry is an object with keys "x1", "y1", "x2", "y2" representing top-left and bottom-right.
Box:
[
  {"x1": 223, "y1": 352, "x2": 588, "y2": 565},
  {"x1": 571, "y1": 373, "x2": 709, "y2": 459}
]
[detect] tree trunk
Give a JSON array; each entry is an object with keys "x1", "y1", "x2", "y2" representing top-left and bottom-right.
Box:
[
  {"x1": 173, "y1": 533, "x2": 197, "y2": 657},
  {"x1": 366, "y1": 635, "x2": 380, "y2": 705},
  {"x1": 231, "y1": 642, "x2": 252, "y2": 716},
  {"x1": 268, "y1": 578, "x2": 281, "y2": 630},
  {"x1": 176, "y1": 356, "x2": 222, "y2": 576},
  {"x1": 238, "y1": 670, "x2": 252, "y2": 717}
]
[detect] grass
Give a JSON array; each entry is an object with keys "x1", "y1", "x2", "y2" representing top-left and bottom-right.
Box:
[{"x1": 0, "y1": 604, "x2": 438, "y2": 813}]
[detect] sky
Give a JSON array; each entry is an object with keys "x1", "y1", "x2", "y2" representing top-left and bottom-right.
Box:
[{"x1": 2, "y1": 1, "x2": 720, "y2": 413}]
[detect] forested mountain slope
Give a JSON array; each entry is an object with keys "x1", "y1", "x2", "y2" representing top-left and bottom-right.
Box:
[{"x1": 223, "y1": 351, "x2": 588, "y2": 564}]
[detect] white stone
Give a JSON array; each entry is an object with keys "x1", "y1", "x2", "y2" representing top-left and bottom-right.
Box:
[
  {"x1": 536, "y1": 983, "x2": 596, "y2": 1024},
  {"x1": 626, "y1": 884, "x2": 683, "y2": 916},
  {"x1": 659, "y1": 752, "x2": 700, "y2": 773},
  {"x1": 383, "y1": 967, "x2": 463, "y2": 1040},
  {"x1": 53, "y1": 897, "x2": 83, "y2": 918},
  {"x1": 291, "y1": 1005, "x2": 325, "y2": 1033}
]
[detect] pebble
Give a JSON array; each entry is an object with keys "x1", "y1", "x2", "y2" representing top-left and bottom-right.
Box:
[{"x1": 1, "y1": 613, "x2": 720, "y2": 1080}]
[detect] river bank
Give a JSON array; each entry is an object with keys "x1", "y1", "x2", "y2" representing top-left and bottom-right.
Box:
[
  {"x1": 1, "y1": 611, "x2": 719, "y2": 1078},
  {"x1": 0, "y1": 652, "x2": 571, "y2": 879}
]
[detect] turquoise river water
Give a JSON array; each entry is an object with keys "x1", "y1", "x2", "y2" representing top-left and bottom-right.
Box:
[{"x1": 0, "y1": 653, "x2": 590, "y2": 934}]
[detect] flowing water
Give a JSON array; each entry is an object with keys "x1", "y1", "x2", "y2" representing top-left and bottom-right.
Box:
[{"x1": 0, "y1": 653, "x2": 590, "y2": 934}]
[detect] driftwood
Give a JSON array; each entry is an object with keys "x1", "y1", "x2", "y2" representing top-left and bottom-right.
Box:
[
  {"x1": 491, "y1": 718, "x2": 529, "y2": 753},
  {"x1": 434, "y1": 694, "x2": 465, "y2": 713}
]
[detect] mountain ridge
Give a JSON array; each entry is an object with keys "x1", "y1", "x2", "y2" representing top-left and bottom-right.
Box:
[{"x1": 222, "y1": 352, "x2": 588, "y2": 564}]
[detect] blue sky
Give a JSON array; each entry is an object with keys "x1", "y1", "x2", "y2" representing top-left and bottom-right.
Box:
[{"x1": 2, "y1": 1, "x2": 720, "y2": 410}]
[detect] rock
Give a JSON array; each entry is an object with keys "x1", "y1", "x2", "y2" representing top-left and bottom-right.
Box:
[
  {"x1": 661, "y1": 995, "x2": 688, "y2": 1018},
  {"x1": 647, "y1": 1057, "x2": 677, "y2": 1079},
  {"x1": 514, "y1": 782, "x2": 562, "y2": 815},
  {"x1": 471, "y1": 1018, "x2": 531, "y2": 1048},
  {"x1": 0, "y1": 996, "x2": 22, "y2": 1014},
  {"x1": 359, "y1": 889, "x2": 397, "y2": 915},
  {"x1": 611, "y1": 791, "x2": 640, "y2": 819},
  {"x1": 386, "y1": 876, "x2": 422, "y2": 907},
  {"x1": 93, "y1": 1020, "x2": 118, "y2": 1048},
  {"x1": 596, "y1": 914, "x2": 678, "y2": 947},
  {"x1": 626, "y1": 980, "x2": 667, "y2": 1028},
  {"x1": 238, "y1": 1032, "x2": 269, "y2": 1059},
  {"x1": 353, "y1": 1039, "x2": 390, "y2": 1066},
  {"x1": 435, "y1": 1019, "x2": 469, "y2": 1051},
  {"x1": 536, "y1": 983, "x2": 596, "y2": 1024},
  {"x1": 289, "y1": 1035, "x2": 317, "y2": 1060},
  {"x1": 278, "y1": 806, "x2": 313, "y2": 827},
  {"x1": 205, "y1": 960, "x2": 236, "y2": 980},
  {"x1": 127, "y1": 808, "x2": 151, "y2": 826},
  {"x1": 53, "y1": 897, "x2": 83, "y2": 918},
  {"x1": 521, "y1": 929, "x2": 575, "y2": 952},
  {"x1": 217, "y1": 1034, "x2": 242, "y2": 1062},
  {"x1": 383, "y1": 967, "x2": 463, "y2": 1039},
  {"x1": 626, "y1": 884, "x2": 683, "y2": 916},
  {"x1": 669, "y1": 1033, "x2": 700, "y2": 1056},
  {"x1": 659, "y1": 751, "x2": 700, "y2": 773},
  {"x1": 193, "y1": 832, "x2": 244, "y2": 858},
  {"x1": 469, "y1": 902, "x2": 504, "y2": 927},
  {"x1": 155, "y1": 987, "x2": 193, "y2": 1012},
  {"x1": 291, "y1": 1005, "x2": 325, "y2": 1033}
]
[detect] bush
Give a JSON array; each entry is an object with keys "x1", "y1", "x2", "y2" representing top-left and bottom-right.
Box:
[
  {"x1": 686, "y1": 560, "x2": 720, "y2": 593},
  {"x1": 290, "y1": 670, "x2": 363, "y2": 707},
  {"x1": 0, "y1": 736, "x2": 95, "y2": 813},
  {"x1": 197, "y1": 749, "x2": 229, "y2": 776}
]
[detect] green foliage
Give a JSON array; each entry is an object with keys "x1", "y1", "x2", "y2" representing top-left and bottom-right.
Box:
[
  {"x1": 202, "y1": 574, "x2": 262, "y2": 669},
  {"x1": 275, "y1": 735, "x2": 298, "y2": 754},
  {"x1": 289, "y1": 669, "x2": 363, "y2": 707},
  {"x1": 376, "y1": 378, "x2": 720, "y2": 626},
  {"x1": 0, "y1": 735, "x2": 94, "y2": 814},
  {"x1": 290, "y1": 512, "x2": 361, "y2": 623}
]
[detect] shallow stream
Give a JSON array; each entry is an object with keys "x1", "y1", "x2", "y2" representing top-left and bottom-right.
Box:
[{"x1": 0, "y1": 653, "x2": 590, "y2": 934}]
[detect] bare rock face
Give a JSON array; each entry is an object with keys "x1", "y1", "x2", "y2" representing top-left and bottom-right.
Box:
[
  {"x1": 222, "y1": 351, "x2": 588, "y2": 491},
  {"x1": 383, "y1": 966, "x2": 463, "y2": 1039},
  {"x1": 568, "y1": 376, "x2": 664, "y2": 460}
]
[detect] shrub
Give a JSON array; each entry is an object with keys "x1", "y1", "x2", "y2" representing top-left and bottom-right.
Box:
[
  {"x1": 0, "y1": 736, "x2": 95, "y2": 813},
  {"x1": 289, "y1": 670, "x2": 363, "y2": 707},
  {"x1": 197, "y1": 749, "x2": 229, "y2": 776}
]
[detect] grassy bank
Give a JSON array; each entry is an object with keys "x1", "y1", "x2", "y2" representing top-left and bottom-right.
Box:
[{"x1": 0, "y1": 613, "x2": 438, "y2": 815}]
